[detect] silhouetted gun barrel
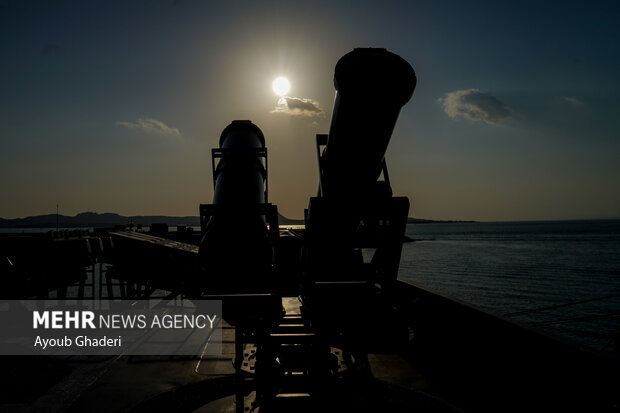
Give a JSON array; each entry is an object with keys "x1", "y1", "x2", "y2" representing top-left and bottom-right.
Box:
[
  {"x1": 213, "y1": 120, "x2": 267, "y2": 205},
  {"x1": 199, "y1": 120, "x2": 273, "y2": 291},
  {"x1": 320, "y1": 48, "x2": 416, "y2": 199},
  {"x1": 304, "y1": 48, "x2": 415, "y2": 285}
]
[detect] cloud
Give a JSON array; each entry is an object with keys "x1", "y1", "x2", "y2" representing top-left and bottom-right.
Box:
[
  {"x1": 116, "y1": 118, "x2": 181, "y2": 136},
  {"x1": 563, "y1": 96, "x2": 584, "y2": 105},
  {"x1": 271, "y1": 96, "x2": 325, "y2": 118},
  {"x1": 439, "y1": 89, "x2": 511, "y2": 124}
]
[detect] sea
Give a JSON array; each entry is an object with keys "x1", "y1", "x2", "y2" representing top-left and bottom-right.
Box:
[{"x1": 398, "y1": 219, "x2": 620, "y2": 354}]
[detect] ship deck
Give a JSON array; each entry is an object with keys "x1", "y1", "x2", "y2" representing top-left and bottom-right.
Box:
[
  {"x1": 2, "y1": 287, "x2": 618, "y2": 412},
  {"x1": 0, "y1": 315, "x2": 460, "y2": 413}
]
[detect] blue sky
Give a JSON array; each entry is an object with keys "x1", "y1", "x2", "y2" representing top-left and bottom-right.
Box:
[{"x1": 1, "y1": 0, "x2": 619, "y2": 220}]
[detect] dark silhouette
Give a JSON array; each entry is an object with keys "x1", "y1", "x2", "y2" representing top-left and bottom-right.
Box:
[{"x1": 198, "y1": 120, "x2": 278, "y2": 296}]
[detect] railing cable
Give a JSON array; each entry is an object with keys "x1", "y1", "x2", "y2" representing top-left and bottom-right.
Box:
[{"x1": 504, "y1": 293, "x2": 620, "y2": 317}]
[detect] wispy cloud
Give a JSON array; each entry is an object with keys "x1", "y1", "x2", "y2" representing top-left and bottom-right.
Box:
[
  {"x1": 563, "y1": 96, "x2": 584, "y2": 105},
  {"x1": 439, "y1": 89, "x2": 511, "y2": 125},
  {"x1": 271, "y1": 96, "x2": 325, "y2": 118},
  {"x1": 116, "y1": 118, "x2": 181, "y2": 136}
]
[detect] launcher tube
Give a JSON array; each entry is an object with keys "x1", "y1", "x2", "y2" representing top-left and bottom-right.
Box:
[{"x1": 321, "y1": 48, "x2": 416, "y2": 198}]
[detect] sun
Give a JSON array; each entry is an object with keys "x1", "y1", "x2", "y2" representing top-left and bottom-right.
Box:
[{"x1": 272, "y1": 77, "x2": 290, "y2": 96}]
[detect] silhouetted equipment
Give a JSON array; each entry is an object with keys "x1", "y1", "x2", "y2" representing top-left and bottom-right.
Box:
[
  {"x1": 212, "y1": 120, "x2": 268, "y2": 205},
  {"x1": 318, "y1": 47, "x2": 416, "y2": 199},
  {"x1": 304, "y1": 48, "x2": 415, "y2": 288},
  {"x1": 149, "y1": 223, "x2": 168, "y2": 237},
  {"x1": 0, "y1": 231, "x2": 107, "y2": 299},
  {"x1": 298, "y1": 49, "x2": 417, "y2": 369},
  {"x1": 199, "y1": 120, "x2": 279, "y2": 293},
  {"x1": 192, "y1": 50, "x2": 418, "y2": 411}
]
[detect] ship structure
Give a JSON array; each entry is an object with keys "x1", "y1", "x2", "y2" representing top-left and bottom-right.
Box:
[{"x1": 1, "y1": 49, "x2": 618, "y2": 413}]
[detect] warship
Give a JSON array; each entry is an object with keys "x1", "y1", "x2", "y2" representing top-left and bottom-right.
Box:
[{"x1": 1, "y1": 48, "x2": 618, "y2": 413}]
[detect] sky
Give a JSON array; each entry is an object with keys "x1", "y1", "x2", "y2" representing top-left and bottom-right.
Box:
[{"x1": 1, "y1": 0, "x2": 619, "y2": 221}]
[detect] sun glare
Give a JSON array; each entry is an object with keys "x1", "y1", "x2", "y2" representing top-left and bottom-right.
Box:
[{"x1": 272, "y1": 77, "x2": 290, "y2": 96}]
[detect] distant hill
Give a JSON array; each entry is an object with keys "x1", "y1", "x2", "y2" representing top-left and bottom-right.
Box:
[
  {"x1": 0, "y1": 211, "x2": 304, "y2": 228},
  {"x1": 0, "y1": 212, "x2": 474, "y2": 229}
]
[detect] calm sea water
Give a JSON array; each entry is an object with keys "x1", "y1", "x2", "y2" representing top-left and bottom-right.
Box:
[{"x1": 398, "y1": 220, "x2": 620, "y2": 353}]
